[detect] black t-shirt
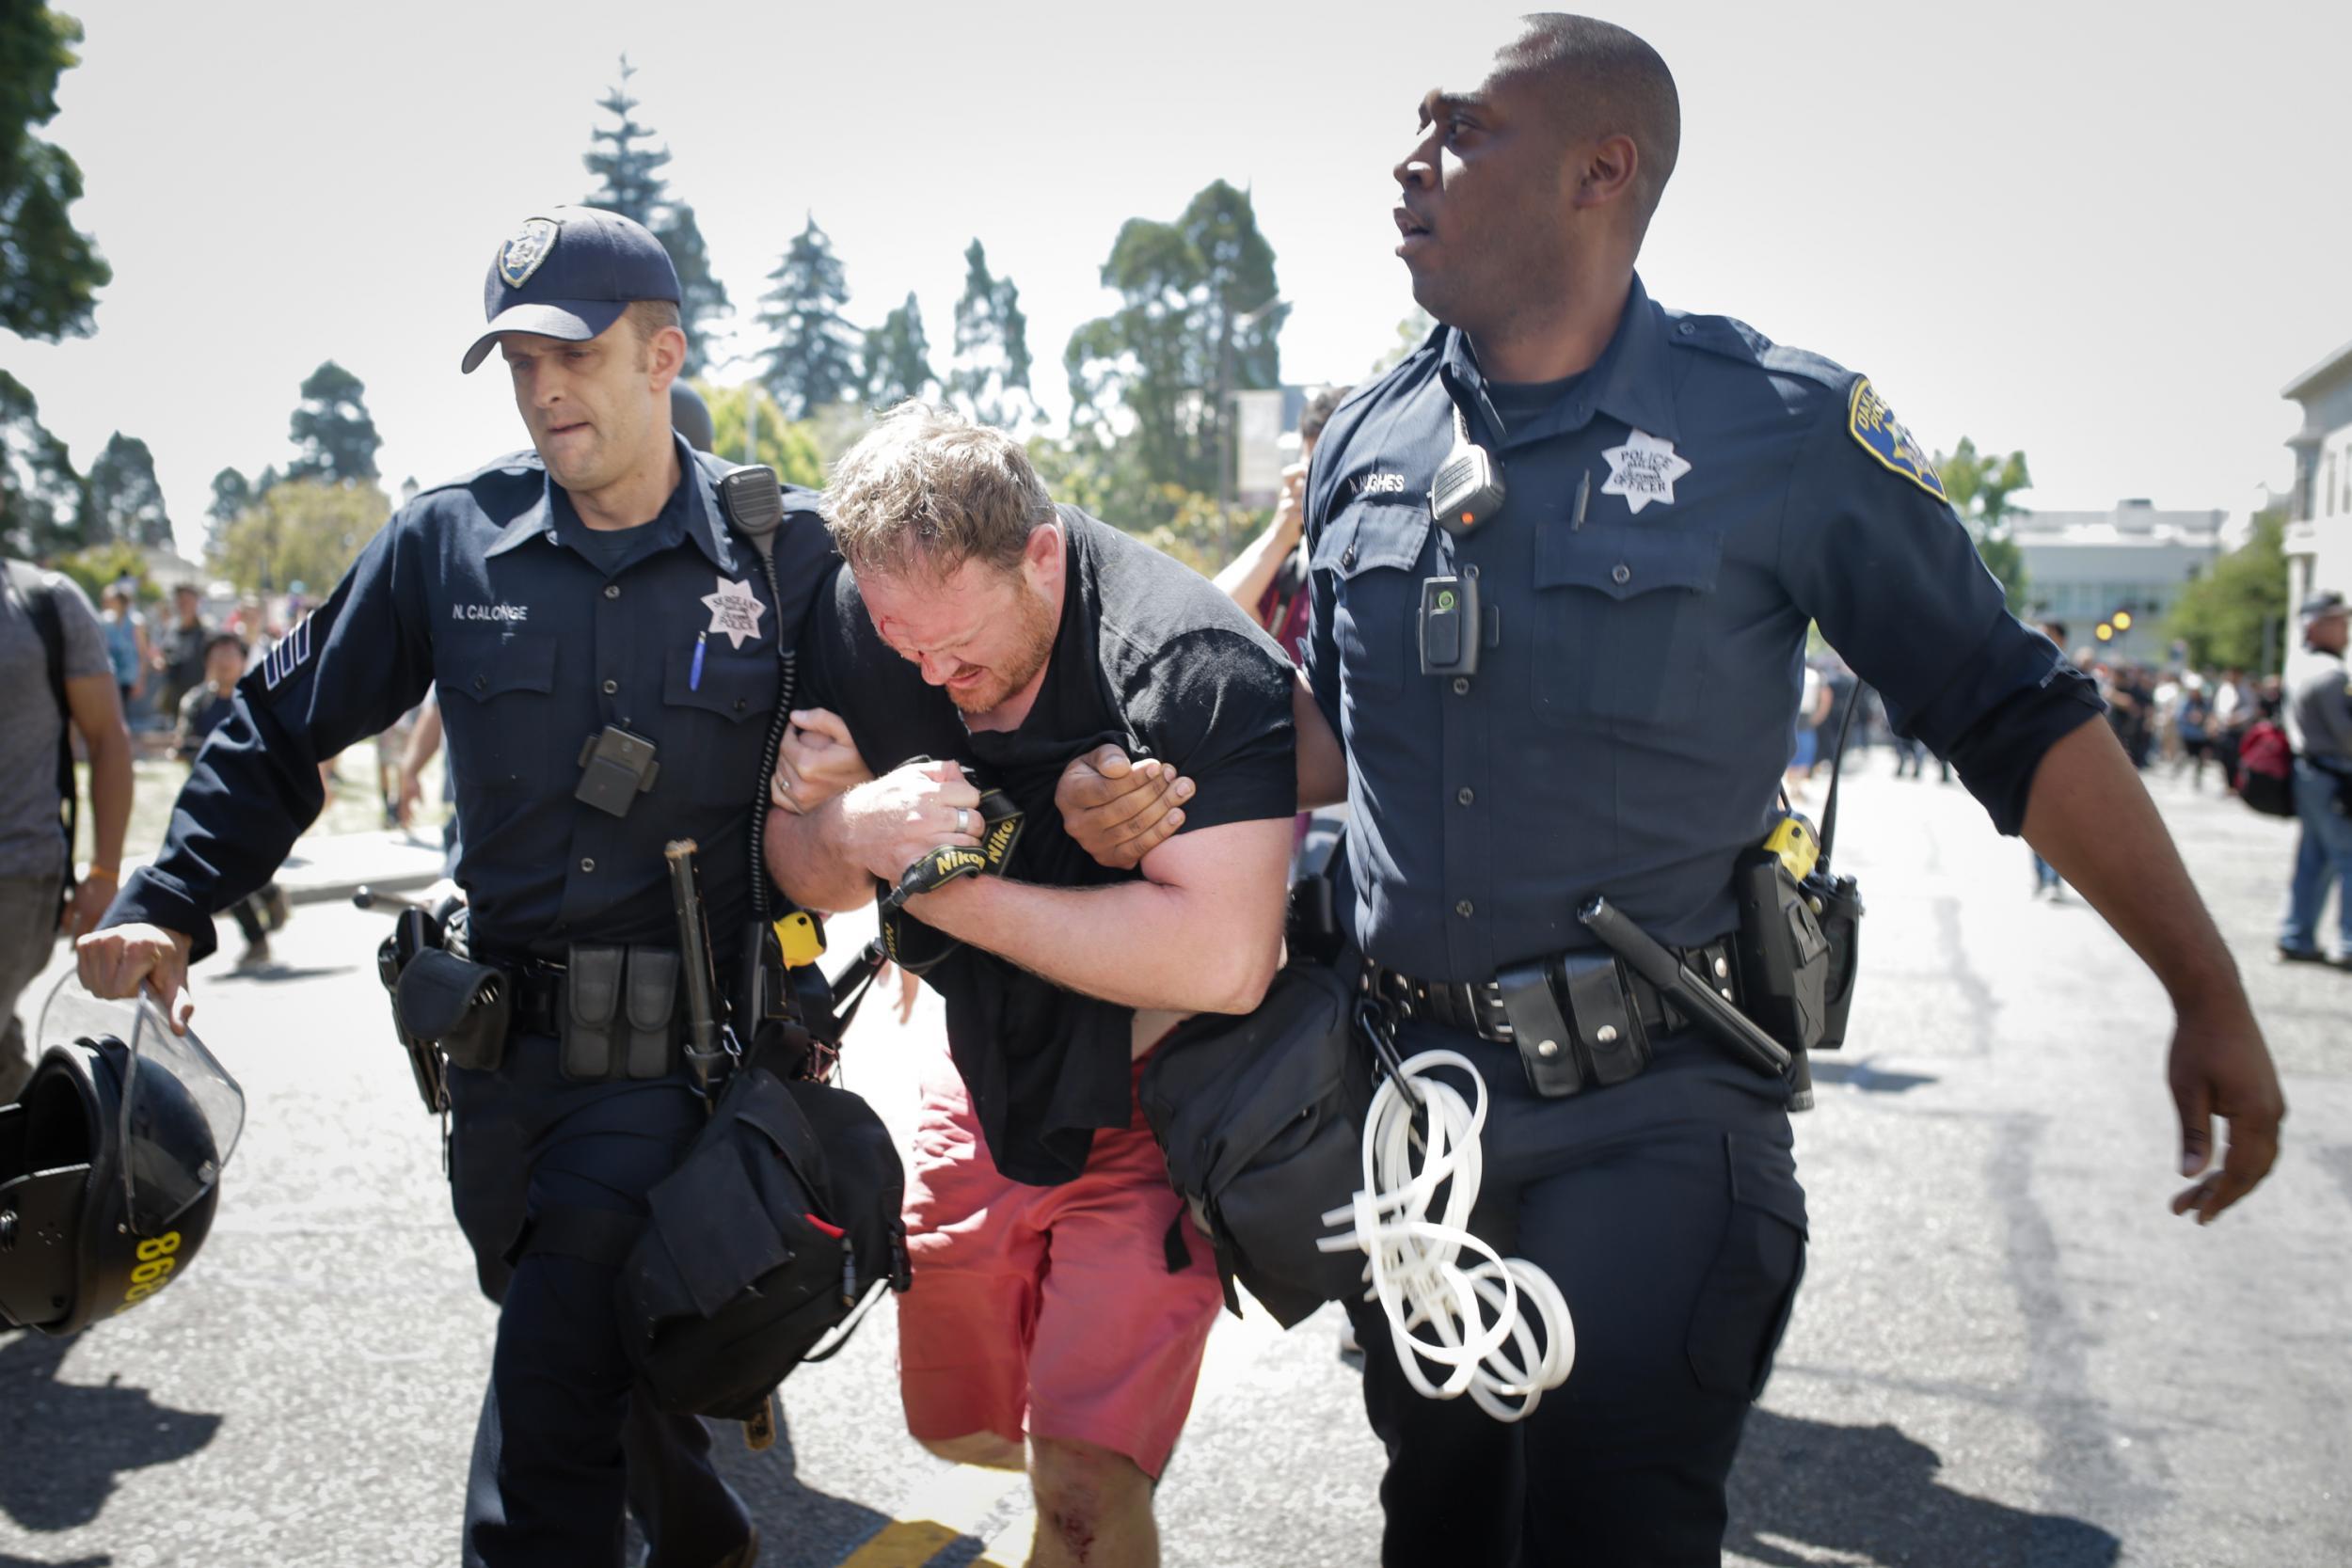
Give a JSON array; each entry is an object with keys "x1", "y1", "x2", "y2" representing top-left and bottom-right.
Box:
[{"x1": 800, "y1": 505, "x2": 1296, "y2": 1184}]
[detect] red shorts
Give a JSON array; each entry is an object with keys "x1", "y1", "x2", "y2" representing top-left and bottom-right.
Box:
[{"x1": 896, "y1": 1046, "x2": 1224, "y2": 1478}]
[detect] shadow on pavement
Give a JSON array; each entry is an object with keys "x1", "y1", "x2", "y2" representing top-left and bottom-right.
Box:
[
  {"x1": 1727, "y1": 1409, "x2": 2121, "y2": 1567},
  {"x1": 201, "y1": 963, "x2": 354, "y2": 987},
  {"x1": 1807, "y1": 1058, "x2": 1938, "y2": 1095},
  {"x1": 0, "y1": 1330, "x2": 222, "y2": 1536},
  {"x1": 612, "y1": 1408, "x2": 895, "y2": 1568}
]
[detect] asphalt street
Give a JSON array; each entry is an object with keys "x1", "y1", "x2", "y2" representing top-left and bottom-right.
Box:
[{"x1": 3, "y1": 755, "x2": 2346, "y2": 1568}]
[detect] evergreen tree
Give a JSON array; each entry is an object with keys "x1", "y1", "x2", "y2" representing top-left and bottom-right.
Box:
[
  {"x1": 1066, "y1": 182, "x2": 1287, "y2": 498},
  {"x1": 755, "y1": 215, "x2": 861, "y2": 420},
  {"x1": 0, "y1": 369, "x2": 87, "y2": 558},
  {"x1": 580, "y1": 58, "x2": 728, "y2": 372},
  {"x1": 864, "y1": 293, "x2": 936, "y2": 410},
  {"x1": 580, "y1": 56, "x2": 667, "y2": 229},
  {"x1": 85, "y1": 431, "x2": 172, "y2": 548},
  {"x1": 655, "y1": 201, "x2": 727, "y2": 377},
  {"x1": 949, "y1": 240, "x2": 1038, "y2": 430},
  {"x1": 286, "y1": 361, "x2": 383, "y2": 486},
  {"x1": 1, "y1": 4, "x2": 110, "y2": 341},
  {"x1": 206, "y1": 466, "x2": 253, "y2": 564}
]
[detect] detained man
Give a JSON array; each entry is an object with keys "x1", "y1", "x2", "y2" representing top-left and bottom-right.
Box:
[{"x1": 764, "y1": 405, "x2": 1296, "y2": 1568}]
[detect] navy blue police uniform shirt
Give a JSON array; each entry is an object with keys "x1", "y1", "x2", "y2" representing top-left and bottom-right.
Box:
[
  {"x1": 798, "y1": 507, "x2": 1297, "y2": 1184},
  {"x1": 111, "y1": 436, "x2": 832, "y2": 963},
  {"x1": 1303, "y1": 276, "x2": 2105, "y2": 984}
]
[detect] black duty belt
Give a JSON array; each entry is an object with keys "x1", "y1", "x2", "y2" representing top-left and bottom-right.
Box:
[
  {"x1": 495, "y1": 957, "x2": 569, "y2": 1041},
  {"x1": 1362, "y1": 938, "x2": 1740, "y2": 1046}
]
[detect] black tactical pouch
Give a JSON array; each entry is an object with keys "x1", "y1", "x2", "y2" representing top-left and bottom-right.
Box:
[
  {"x1": 1731, "y1": 848, "x2": 1833, "y2": 1053},
  {"x1": 393, "y1": 949, "x2": 512, "y2": 1072},
  {"x1": 563, "y1": 946, "x2": 682, "y2": 1081}
]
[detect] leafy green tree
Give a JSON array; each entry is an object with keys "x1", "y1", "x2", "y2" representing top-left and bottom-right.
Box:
[
  {"x1": 1373, "y1": 309, "x2": 1437, "y2": 375},
  {"x1": 84, "y1": 431, "x2": 172, "y2": 547},
  {"x1": 216, "y1": 478, "x2": 389, "y2": 594},
  {"x1": 580, "y1": 59, "x2": 728, "y2": 374},
  {"x1": 949, "y1": 240, "x2": 1038, "y2": 429},
  {"x1": 2170, "y1": 506, "x2": 2290, "y2": 673},
  {"x1": 50, "y1": 540, "x2": 144, "y2": 606},
  {"x1": 1933, "y1": 436, "x2": 2031, "y2": 611},
  {"x1": 756, "y1": 215, "x2": 861, "y2": 420},
  {"x1": 0, "y1": 4, "x2": 109, "y2": 341},
  {"x1": 286, "y1": 361, "x2": 382, "y2": 486},
  {"x1": 864, "y1": 292, "x2": 936, "y2": 410},
  {"x1": 205, "y1": 467, "x2": 252, "y2": 564},
  {"x1": 691, "y1": 380, "x2": 825, "y2": 489},
  {"x1": 1065, "y1": 180, "x2": 1288, "y2": 504},
  {"x1": 0, "y1": 368, "x2": 87, "y2": 557}
]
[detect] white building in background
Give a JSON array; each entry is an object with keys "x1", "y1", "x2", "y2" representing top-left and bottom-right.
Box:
[
  {"x1": 2282, "y1": 339, "x2": 2352, "y2": 614},
  {"x1": 2011, "y1": 501, "x2": 2223, "y2": 663},
  {"x1": 2279, "y1": 340, "x2": 2352, "y2": 712}
]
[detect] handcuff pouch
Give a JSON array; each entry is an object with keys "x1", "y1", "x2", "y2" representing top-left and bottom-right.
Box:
[
  {"x1": 394, "y1": 948, "x2": 511, "y2": 1073},
  {"x1": 1560, "y1": 950, "x2": 1651, "y2": 1087},
  {"x1": 1496, "y1": 957, "x2": 1582, "y2": 1097}
]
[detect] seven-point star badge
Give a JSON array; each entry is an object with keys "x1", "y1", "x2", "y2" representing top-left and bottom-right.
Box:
[
  {"x1": 1599, "y1": 429, "x2": 1692, "y2": 515},
  {"x1": 700, "y1": 576, "x2": 767, "y2": 650}
]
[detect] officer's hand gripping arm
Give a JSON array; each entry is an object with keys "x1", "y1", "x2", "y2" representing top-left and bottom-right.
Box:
[{"x1": 1055, "y1": 745, "x2": 1194, "y2": 871}]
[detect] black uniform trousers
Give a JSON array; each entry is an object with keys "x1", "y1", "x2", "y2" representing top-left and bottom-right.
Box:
[
  {"x1": 1343, "y1": 1022, "x2": 1807, "y2": 1568},
  {"x1": 446, "y1": 1035, "x2": 751, "y2": 1568}
]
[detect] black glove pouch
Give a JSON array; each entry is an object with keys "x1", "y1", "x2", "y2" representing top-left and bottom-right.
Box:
[
  {"x1": 393, "y1": 948, "x2": 512, "y2": 1072},
  {"x1": 564, "y1": 945, "x2": 683, "y2": 1082}
]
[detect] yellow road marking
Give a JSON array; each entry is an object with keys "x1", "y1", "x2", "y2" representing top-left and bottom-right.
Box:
[{"x1": 834, "y1": 1518, "x2": 961, "y2": 1567}]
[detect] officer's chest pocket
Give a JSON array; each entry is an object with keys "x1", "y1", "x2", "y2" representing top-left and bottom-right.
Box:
[
  {"x1": 439, "y1": 633, "x2": 560, "y2": 792},
  {"x1": 1310, "y1": 497, "x2": 1432, "y2": 695},
  {"x1": 1532, "y1": 524, "x2": 1721, "y2": 723},
  {"x1": 658, "y1": 646, "x2": 779, "y2": 801}
]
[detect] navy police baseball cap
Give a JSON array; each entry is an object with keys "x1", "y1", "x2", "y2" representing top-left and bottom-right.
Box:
[{"x1": 461, "y1": 206, "x2": 681, "y2": 373}]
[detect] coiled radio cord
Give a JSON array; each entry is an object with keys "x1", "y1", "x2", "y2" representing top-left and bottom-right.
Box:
[{"x1": 1318, "y1": 1043, "x2": 1576, "y2": 1422}]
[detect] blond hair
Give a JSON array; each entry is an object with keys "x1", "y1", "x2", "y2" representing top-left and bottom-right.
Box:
[{"x1": 825, "y1": 403, "x2": 1054, "y2": 580}]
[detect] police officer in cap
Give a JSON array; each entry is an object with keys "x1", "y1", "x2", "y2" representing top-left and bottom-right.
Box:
[
  {"x1": 77, "y1": 205, "x2": 830, "y2": 1568},
  {"x1": 1064, "y1": 16, "x2": 2285, "y2": 1563}
]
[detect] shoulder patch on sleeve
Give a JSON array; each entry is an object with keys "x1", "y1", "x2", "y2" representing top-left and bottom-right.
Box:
[{"x1": 1847, "y1": 378, "x2": 1947, "y2": 500}]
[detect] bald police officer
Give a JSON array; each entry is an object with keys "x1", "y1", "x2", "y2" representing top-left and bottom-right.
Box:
[
  {"x1": 77, "y1": 207, "x2": 829, "y2": 1568},
  {"x1": 1063, "y1": 16, "x2": 2284, "y2": 1564}
]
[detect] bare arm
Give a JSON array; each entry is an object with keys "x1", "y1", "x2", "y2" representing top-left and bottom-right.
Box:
[
  {"x1": 62, "y1": 671, "x2": 132, "y2": 939},
  {"x1": 1211, "y1": 463, "x2": 1308, "y2": 615},
  {"x1": 1294, "y1": 674, "x2": 1347, "y2": 811},
  {"x1": 2020, "y1": 718, "x2": 2285, "y2": 1222},
  {"x1": 909, "y1": 816, "x2": 1293, "y2": 1015}
]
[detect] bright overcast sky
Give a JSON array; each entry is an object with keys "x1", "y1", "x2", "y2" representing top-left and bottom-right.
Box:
[{"x1": 10, "y1": 0, "x2": 2350, "y2": 559}]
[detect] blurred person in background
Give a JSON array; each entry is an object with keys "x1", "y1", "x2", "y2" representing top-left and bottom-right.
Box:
[
  {"x1": 0, "y1": 558, "x2": 131, "y2": 1101},
  {"x1": 1216, "y1": 385, "x2": 1352, "y2": 656},
  {"x1": 174, "y1": 631, "x2": 288, "y2": 967},
  {"x1": 98, "y1": 578, "x2": 151, "y2": 720},
  {"x1": 2278, "y1": 592, "x2": 2352, "y2": 968},
  {"x1": 157, "y1": 582, "x2": 213, "y2": 719}
]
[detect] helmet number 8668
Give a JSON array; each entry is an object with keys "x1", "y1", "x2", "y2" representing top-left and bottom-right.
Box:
[{"x1": 121, "y1": 1230, "x2": 183, "y2": 1307}]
